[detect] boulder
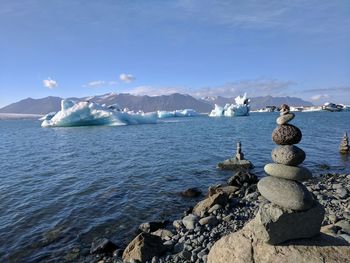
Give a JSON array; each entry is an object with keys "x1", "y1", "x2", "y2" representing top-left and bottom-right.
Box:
[
  {"x1": 122, "y1": 233, "x2": 167, "y2": 262},
  {"x1": 257, "y1": 176, "x2": 313, "y2": 211},
  {"x1": 182, "y1": 214, "x2": 199, "y2": 230},
  {"x1": 90, "y1": 238, "x2": 118, "y2": 254},
  {"x1": 193, "y1": 192, "x2": 228, "y2": 216},
  {"x1": 276, "y1": 113, "x2": 295, "y2": 125},
  {"x1": 208, "y1": 222, "x2": 350, "y2": 263},
  {"x1": 227, "y1": 171, "x2": 258, "y2": 187},
  {"x1": 271, "y1": 145, "x2": 306, "y2": 166},
  {"x1": 264, "y1": 163, "x2": 312, "y2": 181},
  {"x1": 208, "y1": 185, "x2": 239, "y2": 197},
  {"x1": 180, "y1": 187, "x2": 202, "y2": 198},
  {"x1": 217, "y1": 158, "x2": 253, "y2": 170},
  {"x1": 272, "y1": 124, "x2": 302, "y2": 145},
  {"x1": 252, "y1": 202, "x2": 324, "y2": 244}
]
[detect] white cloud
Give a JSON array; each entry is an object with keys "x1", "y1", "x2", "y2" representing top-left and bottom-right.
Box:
[
  {"x1": 127, "y1": 85, "x2": 186, "y2": 96},
  {"x1": 43, "y1": 78, "x2": 58, "y2": 89},
  {"x1": 83, "y1": 80, "x2": 118, "y2": 88},
  {"x1": 310, "y1": 94, "x2": 330, "y2": 101},
  {"x1": 120, "y1": 73, "x2": 135, "y2": 83}
]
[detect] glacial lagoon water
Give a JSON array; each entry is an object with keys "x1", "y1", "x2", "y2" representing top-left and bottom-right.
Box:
[{"x1": 1, "y1": 112, "x2": 349, "y2": 262}]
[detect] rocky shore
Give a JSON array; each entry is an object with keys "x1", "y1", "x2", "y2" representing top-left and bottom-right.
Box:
[{"x1": 78, "y1": 170, "x2": 350, "y2": 263}]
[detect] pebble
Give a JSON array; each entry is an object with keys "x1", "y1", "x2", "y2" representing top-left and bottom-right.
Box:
[
  {"x1": 182, "y1": 214, "x2": 198, "y2": 230},
  {"x1": 208, "y1": 204, "x2": 222, "y2": 213}
]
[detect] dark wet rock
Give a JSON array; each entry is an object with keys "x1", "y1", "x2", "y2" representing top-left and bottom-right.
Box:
[
  {"x1": 264, "y1": 163, "x2": 312, "y2": 181},
  {"x1": 227, "y1": 171, "x2": 258, "y2": 188},
  {"x1": 180, "y1": 187, "x2": 202, "y2": 198},
  {"x1": 122, "y1": 233, "x2": 167, "y2": 262},
  {"x1": 252, "y1": 202, "x2": 324, "y2": 244},
  {"x1": 257, "y1": 176, "x2": 313, "y2": 211},
  {"x1": 272, "y1": 124, "x2": 302, "y2": 145},
  {"x1": 271, "y1": 145, "x2": 306, "y2": 166},
  {"x1": 90, "y1": 238, "x2": 119, "y2": 254}
]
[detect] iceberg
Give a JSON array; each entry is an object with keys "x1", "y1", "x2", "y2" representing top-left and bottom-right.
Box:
[
  {"x1": 209, "y1": 93, "x2": 250, "y2": 117},
  {"x1": 39, "y1": 112, "x2": 56, "y2": 121},
  {"x1": 157, "y1": 109, "x2": 199, "y2": 118},
  {"x1": 41, "y1": 99, "x2": 157, "y2": 127}
]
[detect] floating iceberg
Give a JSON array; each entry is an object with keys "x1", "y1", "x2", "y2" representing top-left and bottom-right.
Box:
[
  {"x1": 39, "y1": 112, "x2": 56, "y2": 121},
  {"x1": 157, "y1": 109, "x2": 199, "y2": 118},
  {"x1": 41, "y1": 99, "x2": 157, "y2": 127},
  {"x1": 209, "y1": 93, "x2": 250, "y2": 117}
]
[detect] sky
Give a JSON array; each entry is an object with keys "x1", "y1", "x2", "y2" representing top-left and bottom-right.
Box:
[{"x1": 0, "y1": 0, "x2": 350, "y2": 107}]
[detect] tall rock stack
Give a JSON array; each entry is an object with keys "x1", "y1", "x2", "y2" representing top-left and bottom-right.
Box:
[
  {"x1": 254, "y1": 104, "x2": 325, "y2": 244},
  {"x1": 339, "y1": 132, "x2": 350, "y2": 154}
]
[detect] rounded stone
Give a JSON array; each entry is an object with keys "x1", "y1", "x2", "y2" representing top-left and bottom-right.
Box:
[
  {"x1": 257, "y1": 176, "x2": 313, "y2": 211},
  {"x1": 272, "y1": 124, "x2": 302, "y2": 145},
  {"x1": 264, "y1": 163, "x2": 312, "y2": 181},
  {"x1": 271, "y1": 145, "x2": 306, "y2": 166},
  {"x1": 276, "y1": 113, "x2": 295, "y2": 125}
]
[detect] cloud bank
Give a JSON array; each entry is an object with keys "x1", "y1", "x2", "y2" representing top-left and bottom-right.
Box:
[{"x1": 120, "y1": 73, "x2": 135, "y2": 83}]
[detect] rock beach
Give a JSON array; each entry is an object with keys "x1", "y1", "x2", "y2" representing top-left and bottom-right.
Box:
[
  {"x1": 272, "y1": 124, "x2": 302, "y2": 145},
  {"x1": 271, "y1": 145, "x2": 305, "y2": 165},
  {"x1": 264, "y1": 163, "x2": 312, "y2": 181}
]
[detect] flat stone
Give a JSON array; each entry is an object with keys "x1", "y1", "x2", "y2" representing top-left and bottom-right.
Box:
[
  {"x1": 271, "y1": 145, "x2": 306, "y2": 166},
  {"x1": 252, "y1": 202, "x2": 324, "y2": 244},
  {"x1": 276, "y1": 113, "x2": 295, "y2": 125},
  {"x1": 217, "y1": 158, "x2": 253, "y2": 170},
  {"x1": 264, "y1": 163, "x2": 312, "y2": 181},
  {"x1": 208, "y1": 223, "x2": 350, "y2": 263},
  {"x1": 257, "y1": 176, "x2": 313, "y2": 211},
  {"x1": 182, "y1": 214, "x2": 199, "y2": 230},
  {"x1": 272, "y1": 124, "x2": 302, "y2": 145}
]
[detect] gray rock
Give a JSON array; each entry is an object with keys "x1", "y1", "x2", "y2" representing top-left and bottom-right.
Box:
[
  {"x1": 173, "y1": 220, "x2": 183, "y2": 229},
  {"x1": 252, "y1": 201, "x2": 325, "y2": 244},
  {"x1": 193, "y1": 192, "x2": 228, "y2": 216},
  {"x1": 339, "y1": 234, "x2": 350, "y2": 243},
  {"x1": 335, "y1": 220, "x2": 350, "y2": 234},
  {"x1": 264, "y1": 163, "x2": 312, "y2": 181},
  {"x1": 180, "y1": 250, "x2": 192, "y2": 260},
  {"x1": 199, "y1": 216, "x2": 219, "y2": 226},
  {"x1": 208, "y1": 204, "x2": 222, "y2": 213},
  {"x1": 336, "y1": 188, "x2": 348, "y2": 199},
  {"x1": 276, "y1": 112, "x2": 295, "y2": 125},
  {"x1": 182, "y1": 214, "x2": 199, "y2": 230},
  {"x1": 272, "y1": 124, "x2": 302, "y2": 145},
  {"x1": 271, "y1": 145, "x2": 306, "y2": 166},
  {"x1": 217, "y1": 158, "x2": 253, "y2": 171},
  {"x1": 90, "y1": 238, "x2": 118, "y2": 254},
  {"x1": 257, "y1": 176, "x2": 313, "y2": 211}
]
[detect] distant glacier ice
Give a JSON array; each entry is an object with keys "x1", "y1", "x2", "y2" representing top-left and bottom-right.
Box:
[
  {"x1": 41, "y1": 100, "x2": 200, "y2": 127},
  {"x1": 41, "y1": 100, "x2": 158, "y2": 127},
  {"x1": 209, "y1": 93, "x2": 250, "y2": 117}
]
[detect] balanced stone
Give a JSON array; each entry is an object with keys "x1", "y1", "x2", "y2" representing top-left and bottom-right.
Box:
[
  {"x1": 272, "y1": 124, "x2": 302, "y2": 145},
  {"x1": 271, "y1": 145, "x2": 305, "y2": 166},
  {"x1": 264, "y1": 163, "x2": 312, "y2": 181},
  {"x1": 339, "y1": 132, "x2": 349, "y2": 154},
  {"x1": 276, "y1": 113, "x2": 295, "y2": 125},
  {"x1": 257, "y1": 176, "x2": 313, "y2": 211},
  {"x1": 279, "y1": 104, "x2": 290, "y2": 115},
  {"x1": 252, "y1": 201, "x2": 325, "y2": 244}
]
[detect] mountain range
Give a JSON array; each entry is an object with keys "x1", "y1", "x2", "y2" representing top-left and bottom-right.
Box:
[{"x1": 0, "y1": 93, "x2": 313, "y2": 114}]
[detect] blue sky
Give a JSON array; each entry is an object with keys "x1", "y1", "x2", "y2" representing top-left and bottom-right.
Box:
[{"x1": 0, "y1": 0, "x2": 350, "y2": 107}]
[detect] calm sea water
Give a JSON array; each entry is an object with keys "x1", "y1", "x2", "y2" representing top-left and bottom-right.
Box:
[{"x1": 1, "y1": 112, "x2": 349, "y2": 262}]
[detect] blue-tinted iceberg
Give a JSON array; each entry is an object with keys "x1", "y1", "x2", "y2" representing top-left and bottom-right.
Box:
[
  {"x1": 209, "y1": 93, "x2": 250, "y2": 117},
  {"x1": 41, "y1": 99, "x2": 157, "y2": 127},
  {"x1": 157, "y1": 109, "x2": 199, "y2": 118},
  {"x1": 39, "y1": 112, "x2": 56, "y2": 121}
]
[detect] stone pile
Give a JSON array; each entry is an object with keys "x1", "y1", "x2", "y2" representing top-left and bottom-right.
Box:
[
  {"x1": 339, "y1": 132, "x2": 349, "y2": 154},
  {"x1": 217, "y1": 141, "x2": 253, "y2": 170},
  {"x1": 255, "y1": 104, "x2": 325, "y2": 244}
]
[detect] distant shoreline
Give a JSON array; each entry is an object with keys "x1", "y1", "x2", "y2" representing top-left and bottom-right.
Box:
[{"x1": 0, "y1": 113, "x2": 43, "y2": 120}]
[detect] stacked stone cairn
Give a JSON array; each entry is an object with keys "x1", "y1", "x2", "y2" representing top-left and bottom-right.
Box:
[
  {"x1": 339, "y1": 132, "x2": 350, "y2": 154},
  {"x1": 217, "y1": 141, "x2": 253, "y2": 170},
  {"x1": 254, "y1": 104, "x2": 325, "y2": 244}
]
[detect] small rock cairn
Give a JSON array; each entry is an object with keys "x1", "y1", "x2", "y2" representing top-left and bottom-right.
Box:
[
  {"x1": 255, "y1": 104, "x2": 325, "y2": 244},
  {"x1": 217, "y1": 141, "x2": 253, "y2": 170},
  {"x1": 339, "y1": 132, "x2": 350, "y2": 154}
]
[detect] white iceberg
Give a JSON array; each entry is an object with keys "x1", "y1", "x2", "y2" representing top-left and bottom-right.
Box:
[
  {"x1": 39, "y1": 112, "x2": 56, "y2": 121},
  {"x1": 209, "y1": 93, "x2": 250, "y2": 117},
  {"x1": 41, "y1": 99, "x2": 157, "y2": 127},
  {"x1": 157, "y1": 109, "x2": 199, "y2": 118}
]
